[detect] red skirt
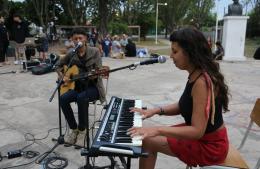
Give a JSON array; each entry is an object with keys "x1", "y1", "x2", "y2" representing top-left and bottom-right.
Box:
[{"x1": 167, "y1": 124, "x2": 229, "y2": 167}]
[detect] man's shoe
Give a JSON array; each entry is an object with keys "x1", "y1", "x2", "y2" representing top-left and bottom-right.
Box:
[
  {"x1": 74, "y1": 129, "x2": 86, "y2": 149},
  {"x1": 64, "y1": 129, "x2": 78, "y2": 147},
  {"x1": 14, "y1": 60, "x2": 18, "y2": 65}
]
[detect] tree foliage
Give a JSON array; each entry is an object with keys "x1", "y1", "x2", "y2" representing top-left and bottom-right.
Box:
[
  {"x1": 4, "y1": 0, "x2": 254, "y2": 38},
  {"x1": 247, "y1": 0, "x2": 260, "y2": 37},
  {"x1": 159, "y1": 0, "x2": 193, "y2": 35},
  {"x1": 0, "y1": 0, "x2": 8, "y2": 13},
  {"x1": 185, "y1": 0, "x2": 215, "y2": 29}
]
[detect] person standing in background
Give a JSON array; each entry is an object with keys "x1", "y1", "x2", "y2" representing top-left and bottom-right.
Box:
[
  {"x1": 0, "y1": 12, "x2": 9, "y2": 66},
  {"x1": 102, "y1": 34, "x2": 112, "y2": 57},
  {"x1": 47, "y1": 21, "x2": 57, "y2": 44},
  {"x1": 90, "y1": 28, "x2": 98, "y2": 47},
  {"x1": 35, "y1": 27, "x2": 48, "y2": 61},
  {"x1": 11, "y1": 13, "x2": 29, "y2": 64}
]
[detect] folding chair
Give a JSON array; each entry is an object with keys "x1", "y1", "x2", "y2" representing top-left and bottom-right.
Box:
[{"x1": 238, "y1": 98, "x2": 260, "y2": 169}]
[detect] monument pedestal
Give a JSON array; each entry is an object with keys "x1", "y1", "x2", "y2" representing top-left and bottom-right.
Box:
[{"x1": 222, "y1": 16, "x2": 249, "y2": 61}]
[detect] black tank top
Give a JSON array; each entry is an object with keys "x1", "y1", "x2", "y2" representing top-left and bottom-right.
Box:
[{"x1": 179, "y1": 75, "x2": 223, "y2": 133}]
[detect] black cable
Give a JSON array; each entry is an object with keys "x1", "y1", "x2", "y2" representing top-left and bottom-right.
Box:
[
  {"x1": 90, "y1": 122, "x2": 97, "y2": 166},
  {"x1": 0, "y1": 127, "x2": 64, "y2": 169},
  {"x1": 98, "y1": 106, "x2": 106, "y2": 122},
  {"x1": 23, "y1": 150, "x2": 40, "y2": 159},
  {"x1": 42, "y1": 156, "x2": 68, "y2": 169},
  {"x1": 28, "y1": 127, "x2": 62, "y2": 141},
  {"x1": 88, "y1": 106, "x2": 106, "y2": 167},
  {"x1": 21, "y1": 127, "x2": 62, "y2": 151}
]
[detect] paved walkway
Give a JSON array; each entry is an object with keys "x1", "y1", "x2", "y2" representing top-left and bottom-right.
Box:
[{"x1": 0, "y1": 54, "x2": 260, "y2": 169}]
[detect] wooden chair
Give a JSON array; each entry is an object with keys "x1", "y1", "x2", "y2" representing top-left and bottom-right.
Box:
[
  {"x1": 238, "y1": 98, "x2": 260, "y2": 169},
  {"x1": 238, "y1": 98, "x2": 260, "y2": 150},
  {"x1": 187, "y1": 98, "x2": 260, "y2": 169},
  {"x1": 186, "y1": 144, "x2": 249, "y2": 169}
]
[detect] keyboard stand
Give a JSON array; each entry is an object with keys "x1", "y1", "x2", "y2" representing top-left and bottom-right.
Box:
[
  {"x1": 81, "y1": 148, "x2": 133, "y2": 169},
  {"x1": 79, "y1": 156, "x2": 117, "y2": 169},
  {"x1": 79, "y1": 100, "x2": 117, "y2": 169},
  {"x1": 79, "y1": 149, "x2": 127, "y2": 169},
  {"x1": 81, "y1": 97, "x2": 148, "y2": 169}
]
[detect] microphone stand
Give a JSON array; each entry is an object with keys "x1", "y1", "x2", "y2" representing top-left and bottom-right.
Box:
[{"x1": 36, "y1": 51, "x2": 78, "y2": 164}]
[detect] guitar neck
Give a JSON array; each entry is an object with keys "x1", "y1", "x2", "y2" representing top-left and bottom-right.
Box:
[
  {"x1": 71, "y1": 72, "x2": 91, "y2": 81},
  {"x1": 70, "y1": 64, "x2": 134, "y2": 81}
]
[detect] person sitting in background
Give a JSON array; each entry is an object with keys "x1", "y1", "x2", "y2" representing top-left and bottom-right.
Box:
[
  {"x1": 253, "y1": 46, "x2": 260, "y2": 60},
  {"x1": 111, "y1": 35, "x2": 123, "y2": 58},
  {"x1": 120, "y1": 34, "x2": 128, "y2": 52},
  {"x1": 125, "y1": 39, "x2": 136, "y2": 57},
  {"x1": 213, "y1": 41, "x2": 224, "y2": 60}
]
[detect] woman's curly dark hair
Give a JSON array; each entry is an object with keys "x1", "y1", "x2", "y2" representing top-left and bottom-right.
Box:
[{"x1": 170, "y1": 27, "x2": 230, "y2": 112}]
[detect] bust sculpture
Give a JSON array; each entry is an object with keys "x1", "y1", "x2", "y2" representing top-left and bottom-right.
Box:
[{"x1": 228, "y1": 0, "x2": 243, "y2": 16}]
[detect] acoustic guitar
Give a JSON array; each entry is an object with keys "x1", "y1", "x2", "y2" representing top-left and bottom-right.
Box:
[{"x1": 59, "y1": 65, "x2": 109, "y2": 95}]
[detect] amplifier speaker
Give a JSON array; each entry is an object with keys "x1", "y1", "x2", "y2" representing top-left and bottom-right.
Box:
[{"x1": 23, "y1": 61, "x2": 41, "y2": 70}]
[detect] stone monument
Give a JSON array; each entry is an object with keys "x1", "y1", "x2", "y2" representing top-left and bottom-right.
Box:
[
  {"x1": 222, "y1": 0, "x2": 249, "y2": 61},
  {"x1": 228, "y1": 0, "x2": 243, "y2": 16}
]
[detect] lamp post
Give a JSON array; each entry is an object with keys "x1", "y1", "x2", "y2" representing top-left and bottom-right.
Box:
[
  {"x1": 155, "y1": 2, "x2": 167, "y2": 44},
  {"x1": 215, "y1": 0, "x2": 220, "y2": 51}
]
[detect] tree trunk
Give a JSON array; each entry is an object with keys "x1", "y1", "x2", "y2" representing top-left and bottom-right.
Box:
[
  {"x1": 98, "y1": 0, "x2": 109, "y2": 36},
  {"x1": 66, "y1": 0, "x2": 78, "y2": 25},
  {"x1": 32, "y1": 0, "x2": 44, "y2": 26}
]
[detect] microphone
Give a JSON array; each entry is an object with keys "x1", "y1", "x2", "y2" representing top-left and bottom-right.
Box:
[
  {"x1": 72, "y1": 42, "x2": 83, "y2": 53},
  {"x1": 133, "y1": 55, "x2": 167, "y2": 66}
]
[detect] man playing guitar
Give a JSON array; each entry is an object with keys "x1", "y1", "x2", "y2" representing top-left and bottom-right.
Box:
[{"x1": 56, "y1": 28, "x2": 106, "y2": 149}]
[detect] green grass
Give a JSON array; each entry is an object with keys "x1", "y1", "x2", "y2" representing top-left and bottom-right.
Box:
[
  {"x1": 150, "y1": 48, "x2": 171, "y2": 56},
  {"x1": 245, "y1": 38, "x2": 260, "y2": 58},
  {"x1": 135, "y1": 40, "x2": 166, "y2": 46},
  {"x1": 133, "y1": 37, "x2": 260, "y2": 57}
]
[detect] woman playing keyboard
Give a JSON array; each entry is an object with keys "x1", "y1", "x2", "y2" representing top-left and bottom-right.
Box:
[{"x1": 128, "y1": 27, "x2": 230, "y2": 169}]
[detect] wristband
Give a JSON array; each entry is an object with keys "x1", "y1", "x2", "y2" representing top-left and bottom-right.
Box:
[{"x1": 158, "y1": 107, "x2": 165, "y2": 116}]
